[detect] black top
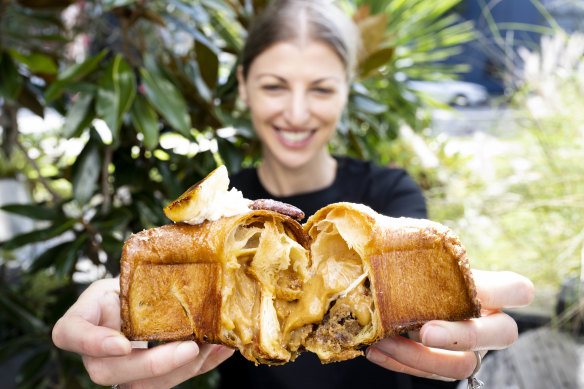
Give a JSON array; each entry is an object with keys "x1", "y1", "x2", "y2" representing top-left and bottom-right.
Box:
[
  {"x1": 219, "y1": 157, "x2": 456, "y2": 389},
  {"x1": 229, "y1": 156, "x2": 427, "y2": 222}
]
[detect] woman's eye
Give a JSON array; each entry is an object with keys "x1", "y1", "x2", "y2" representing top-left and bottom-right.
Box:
[
  {"x1": 262, "y1": 84, "x2": 283, "y2": 91},
  {"x1": 313, "y1": 87, "x2": 334, "y2": 94}
]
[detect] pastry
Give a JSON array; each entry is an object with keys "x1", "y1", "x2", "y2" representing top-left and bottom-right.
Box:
[{"x1": 120, "y1": 167, "x2": 481, "y2": 364}]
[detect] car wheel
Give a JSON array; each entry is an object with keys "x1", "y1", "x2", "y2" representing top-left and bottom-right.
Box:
[{"x1": 452, "y1": 94, "x2": 470, "y2": 106}]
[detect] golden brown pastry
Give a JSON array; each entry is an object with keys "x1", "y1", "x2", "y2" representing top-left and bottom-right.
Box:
[{"x1": 120, "y1": 201, "x2": 481, "y2": 365}]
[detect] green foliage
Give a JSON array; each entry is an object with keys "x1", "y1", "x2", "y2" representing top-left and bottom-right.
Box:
[
  {"x1": 0, "y1": 0, "x2": 474, "y2": 387},
  {"x1": 419, "y1": 31, "x2": 584, "y2": 316}
]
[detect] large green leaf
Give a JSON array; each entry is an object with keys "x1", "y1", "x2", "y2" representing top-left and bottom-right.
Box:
[
  {"x1": 63, "y1": 93, "x2": 95, "y2": 138},
  {"x1": 96, "y1": 54, "x2": 136, "y2": 144},
  {"x1": 140, "y1": 60, "x2": 192, "y2": 138},
  {"x1": 27, "y1": 241, "x2": 71, "y2": 273},
  {"x1": 91, "y1": 207, "x2": 133, "y2": 231},
  {"x1": 195, "y1": 41, "x2": 219, "y2": 91},
  {"x1": 7, "y1": 49, "x2": 58, "y2": 75},
  {"x1": 3, "y1": 219, "x2": 76, "y2": 250},
  {"x1": 0, "y1": 51, "x2": 23, "y2": 103},
  {"x1": 44, "y1": 49, "x2": 108, "y2": 102},
  {"x1": 0, "y1": 203, "x2": 60, "y2": 220},
  {"x1": 130, "y1": 94, "x2": 159, "y2": 150},
  {"x1": 17, "y1": 82, "x2": 45, "y2": 117},
  {"x1": 54, "y1": 233, "x2": 88, "y2": 279},
  {"x1": 71, "y1": 139, "x2": 101, "y2": 205},
  {"x1": 359, "y1": 47, "x2": 395, "y2": 79}
]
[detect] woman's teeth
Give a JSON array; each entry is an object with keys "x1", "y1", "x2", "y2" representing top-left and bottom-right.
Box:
[{"x1": 278, "y1": 129, "x2": 312, "y2": 143}]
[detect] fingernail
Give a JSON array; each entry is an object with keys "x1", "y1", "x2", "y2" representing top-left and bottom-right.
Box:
[
  {"x1": 103, "y1": 336, "x2": 129, "y2": 355},
  {"x1": 174, "y1": 341, "x2": 199, "y2": 365},
  {"x1": 422, "y1": 325, "x2": 450, "y2": 347},
  {"x1": 365, "y1": 347, "x2": 385, "y2": 364}
]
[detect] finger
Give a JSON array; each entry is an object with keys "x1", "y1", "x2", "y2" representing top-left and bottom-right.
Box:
[
  {"x1": 197, "y1": 345, "x2": 235, "y2": 375},
  {"x1": 123, "y1": 344, "x2": 234, "y2": 389},
  {"x1": 473, "y1": 270, "x2": 534, "y2": 309},
  {"x1": 53, "y1": 314, "x2": 131, "y2": 357},
  {"x1": 366, "y1": 346, "x2": 456, "y2": 381},
  {"x1": 367, "y1": 336, "x2": 479, "y2": 380},
  {"x1": 420, "y1": 311, "x2": 518, "y2": 351},
  {"x1": 83, "y1": 341, "x2": 200, "y2": 386}
]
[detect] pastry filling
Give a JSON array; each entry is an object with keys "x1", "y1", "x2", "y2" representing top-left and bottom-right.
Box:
[{"x1": 221, "y1": 209, "x2": 375, "y2": 364}]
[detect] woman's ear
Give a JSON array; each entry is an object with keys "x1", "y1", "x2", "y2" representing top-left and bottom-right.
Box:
[{"x1": 237, "y1": 65, "x2": 248, "y2": 106}]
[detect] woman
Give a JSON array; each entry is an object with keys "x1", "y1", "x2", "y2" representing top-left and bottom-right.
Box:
[{"x1": 52, "y1": 1, "x2": 534, "y2": 388}]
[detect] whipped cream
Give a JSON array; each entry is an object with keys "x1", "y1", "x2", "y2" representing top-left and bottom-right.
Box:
[
  {"x1": 182, "y1": 165, "x2": 252, "y2": 225},
  {"x1": 185, "y1": 187, "x2": 252, "y2": 225}
]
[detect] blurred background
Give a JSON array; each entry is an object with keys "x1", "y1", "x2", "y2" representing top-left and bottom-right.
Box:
[{"x1": 1, "y1": 0, "x2": 583, "y2": 387}]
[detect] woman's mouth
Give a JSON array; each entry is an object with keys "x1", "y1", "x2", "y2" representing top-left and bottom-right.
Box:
[{"x1": 274, "y1": 127, "x2": 316, "y2": 147}]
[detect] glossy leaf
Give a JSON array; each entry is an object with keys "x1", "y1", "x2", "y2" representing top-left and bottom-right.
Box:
[
  {"x1": 141, "y1": 60, "x2": 192, "y2": 138},
  {"x1": 0, "y1": 51, "x2": 23, "y2": 102},
  {"x1": 71, "y1": 139, "x2": 101, "y2": 205},
  {"x1": 164, "y1": 14, "x2": 221, "y2": 55},
  {"x1": 7, "y1": 49, "x2": 58, "y2": 74},
  {"x1": 45, "y1": 49, "x2": 108, "y2": 102},
  {"x1": 63, "y1": 93, "x2": 94, "y2": 138},
  {"x1": 355, "y1": 11, "x2": 389, "y2": 57},
  {"x1": 96, "y1": 55, "x2": 136, "y2": 144},
  {"x1": 91, "y1": 207, "x2": 133, "y2": 231},
  {"x1": 52, "y1": 66, "x2": 84, "y2": 83},
  {"x1": 1, "y1": 203, "x2": 60, "y2": 220},
  {"x1": 54, "y1": 234, "x2": 88, "y2": 279},
  {"x1": 359, "y1": 47, "x2": 395, "y2": 79},
  {"x1": 17, "y1": 82, "x2": 45, "y2": 117},
  {"x1": 27, "y1": 241, "x2": 71, "y2": 273},
  {"x1": 3, "y1": 219, "x2": 76, "y2": 250},
  {"x1": 130, "y1": 94, "x2": 159, "y2": 150},
  {"x1": 195, "y1": 41, "x2": 219, "y2": 91}
]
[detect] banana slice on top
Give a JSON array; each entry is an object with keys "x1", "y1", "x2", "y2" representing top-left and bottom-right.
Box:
[{"x1": 163, "y1": 165, "x2": 252, "y2": 224}]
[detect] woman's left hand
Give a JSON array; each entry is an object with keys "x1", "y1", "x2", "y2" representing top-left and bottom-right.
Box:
[{"x1": 365, "y1": 270, "x2": 535, "y2": 381}]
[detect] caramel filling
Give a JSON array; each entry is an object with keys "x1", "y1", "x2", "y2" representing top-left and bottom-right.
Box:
[{"x1": 220, "y1": 210, "x2": 374, "y2": 364}]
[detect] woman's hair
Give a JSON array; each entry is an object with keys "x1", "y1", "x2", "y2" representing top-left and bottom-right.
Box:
[{"x1": 240, "y1": 0, "x2": 360, "y2": 80}]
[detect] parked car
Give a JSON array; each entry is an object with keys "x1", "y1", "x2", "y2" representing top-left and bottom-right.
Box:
[{"x1": 406, "y1": 79, "x2": 489, "y2": 106}]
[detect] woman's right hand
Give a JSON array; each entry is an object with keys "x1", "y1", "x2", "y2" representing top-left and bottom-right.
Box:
[{"x1": 52, "y1": 278, "x2": 234, "y2": 389}]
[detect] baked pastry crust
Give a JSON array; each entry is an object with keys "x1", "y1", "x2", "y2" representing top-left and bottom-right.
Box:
[{"x1": 120, "y1": 203, "x2": 480, "y2": 365}]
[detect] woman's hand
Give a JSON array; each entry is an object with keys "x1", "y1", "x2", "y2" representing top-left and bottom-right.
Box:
[
  {"x1": 365, "y1": 270, "x2": 535, "y2": 381},
  {"x1": 52, "y1": 278, "x2": 234, "y2": 389}
]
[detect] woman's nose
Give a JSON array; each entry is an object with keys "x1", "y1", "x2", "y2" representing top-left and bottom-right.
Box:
[{"x1": 284, "y1": 91, "x2": 310, "y2": 126}]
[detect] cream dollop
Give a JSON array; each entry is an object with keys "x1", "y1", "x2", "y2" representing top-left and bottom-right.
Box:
[
  {"x1": 181, "y1": 165, "x2": 252, "y2": 225},
  {"x1": 185, "y1": 186, "x2": 252, "y2": 225}
]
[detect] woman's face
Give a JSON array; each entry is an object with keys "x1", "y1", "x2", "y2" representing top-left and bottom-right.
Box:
[{"x1": 238, "y1": 41, "x2": 349, "y2": 169}]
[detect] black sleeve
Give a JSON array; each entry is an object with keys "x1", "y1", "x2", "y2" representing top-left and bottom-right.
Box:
[{"x1": 365, "y1": 168, "x2": 428, "y2": 219}]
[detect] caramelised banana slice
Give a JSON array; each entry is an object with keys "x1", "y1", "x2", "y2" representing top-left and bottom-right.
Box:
[{"x1": 163, "y1": 165, "x2": 251, "y2": 224}]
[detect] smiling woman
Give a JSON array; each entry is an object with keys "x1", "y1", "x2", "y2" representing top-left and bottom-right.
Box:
[
  {"x1": 237, "y1": 41, "x2": 348, "y2": 174},
  {"x1": 235, "y1": 0, "x2": 358, "y2": 197}
]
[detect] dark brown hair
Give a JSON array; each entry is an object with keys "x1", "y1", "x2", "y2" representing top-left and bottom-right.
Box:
[{"x1": 240, "y1": 0, "x2": 359, "y2": 81}]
